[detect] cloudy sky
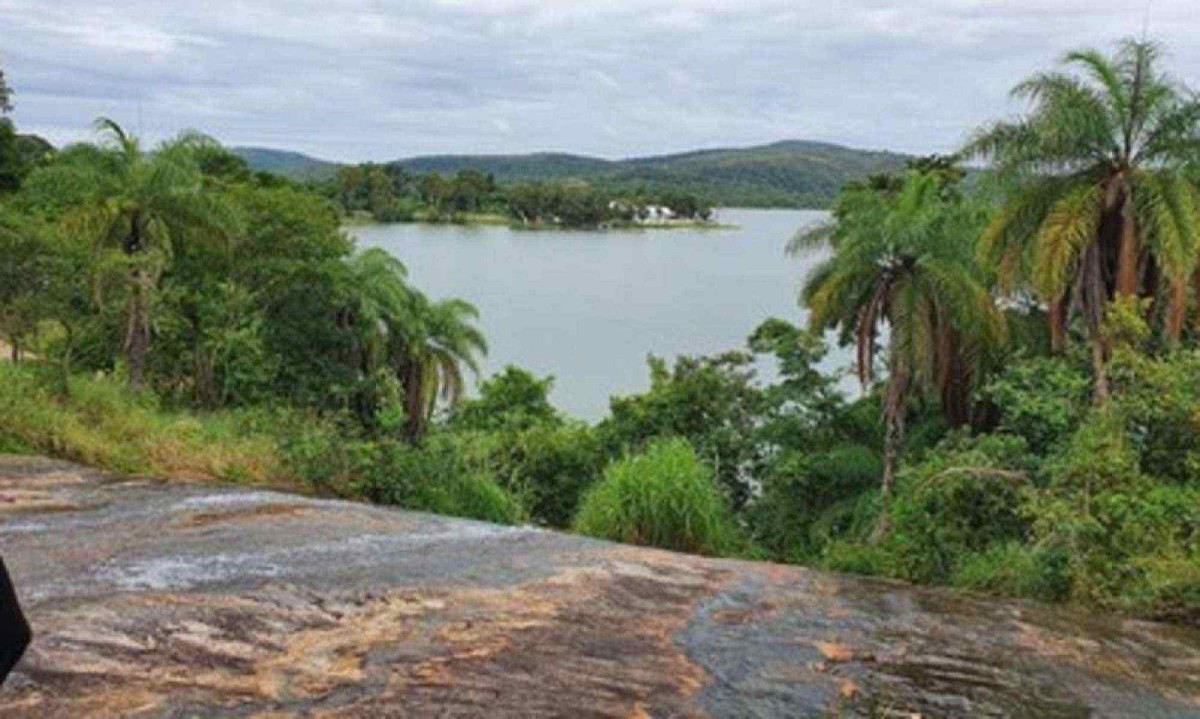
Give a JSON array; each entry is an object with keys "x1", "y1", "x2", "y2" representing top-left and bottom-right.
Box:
[{"x1": 2, "y1": 0, "x2": 1197, "y2": 161}]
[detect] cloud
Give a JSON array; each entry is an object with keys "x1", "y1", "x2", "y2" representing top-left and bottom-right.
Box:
[{"x1": 2, "y1": 0, "x2": 1198, "y2": 160}]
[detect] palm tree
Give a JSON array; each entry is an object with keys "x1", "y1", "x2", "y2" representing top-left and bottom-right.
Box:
[
  {"x1": 341, "y1": 248, "x2": 486, "y2": 441},
  {"x1": 391, "y1": 293, "x2": 488, "y2": 442},
  {"x1": 964, "y1": 39, "x2": 1200, "y2": 400},
  {"x1": 793, "y1": 172, "x2": 1003, "y2": 538},
  {"x1": 69, "y1": 118, "x2": 240, "y2": 390}
]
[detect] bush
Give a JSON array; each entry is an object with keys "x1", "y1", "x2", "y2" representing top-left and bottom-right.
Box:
[
  {"x1": 821, "y1": 540, "x2": 893, "y2": 576},
  {"x1": 351, "y1": 435, "x2": 525, "y2": 525},
  {"x1": 747, "y1": 443, "x2": 880, "y2": 562},
  {"x1": 881, "y1": 433, "x2": 1033, "y2": 583},
  {"x1": 1023, "y1": 410, "x2": 1200, "y2": 620},
  {"x1": 1106, "y1": 348, "x2": 1200, "y2": 484},
  {"x1": 983, "y1": 356, "x2": 1091, "y2": 456},
  {"x1": 573, "y1": 438, "x2": 741, "y2": 555},
  {"x1": 450, "y1": 366, "x2": 560, "y2": 432},
  {"x1": 456, "y1": 423, "x2": 602, "y2": 528},
  {"x1": 951, "y1": 543, "x2": 1071, "y2": 602}
]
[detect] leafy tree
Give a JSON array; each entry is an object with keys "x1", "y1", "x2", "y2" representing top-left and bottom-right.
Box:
[
  {"x1": 451, "y1": 366, "x2": 560, "y2": 431},
  {"x1": 0, "y1": 210, "x2": 45, "y2": 359},
  {"x1": 795, "y1": 172, "x2": 1003, "y2": 537},
  {"x1": 965, "y1": 39, "x2": 1200, "y2": 398},
  {"x1": 59, "y1": 119, "x2": 240, "y2": 390},
  {"x1": 224, "y1": 182, "x2": 353, "y2": 407}
]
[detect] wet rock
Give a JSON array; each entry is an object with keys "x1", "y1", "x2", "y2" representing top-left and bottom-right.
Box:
[{"x1": 1, "y1": 455, "x2": 1198, "y2": 718}]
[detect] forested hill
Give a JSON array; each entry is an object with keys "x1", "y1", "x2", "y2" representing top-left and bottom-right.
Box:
[
  {"x1": 231, "y1": 147, "x2": 340, "y2": 182},
  {"x1": 233, "y1": 140, "x2": 911, "y2": 208}
]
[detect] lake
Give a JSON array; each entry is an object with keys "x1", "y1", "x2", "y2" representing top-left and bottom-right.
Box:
[{"x1": 351, "y1": 208, "x2": 833, "y2": 421}]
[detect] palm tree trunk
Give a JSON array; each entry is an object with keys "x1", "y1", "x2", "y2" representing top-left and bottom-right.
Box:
[
  {"x1": 1081, "y1": 244, "x2": 1110, "y2": 402},
  {"x1": 125, "y1": 268, "x2": 150, "y2": 392},
  {"x1": 872, "y1": 360, "x2": 909, "y2": 542},
  {"x1": 1166, "y1": 279, "x2": 1187, "y2": 345},
  {"x1": 402, "y1": 362, "x2": 426, "y2": 444},
  {"x1": 1114, "y1": 190, "x2": 1139, "y2": 298},
  {"x1": 1048, "y1": 295, "x2": 1068, "y2": 353}
]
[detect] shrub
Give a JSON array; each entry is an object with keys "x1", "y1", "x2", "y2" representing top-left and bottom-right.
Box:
[
  {"x1": 982, "y1": 356, "x2": 1091, "y2": 456},
  {"x1": 952, "y1": 543, "x2": 1071, "y2": 602},
  {"x1": 351, "y1": 435, "x2": 525, "y2": 525},
  {"x1": 456, "y1": 423, "x2": 602, "y2": 528},
  {"x1": 821, "y1": 540, "x2": 893, "y2": 576},
  {"x1": 881, "y1": 433, "x2": 1033, "y2": 583},
  {"x1": 747, "y1": 443, "x2": 880, "y2": 562},
  {"x1": 1023, "y1": 410, "x2": 1200, "y2": 619},
  {"x1": 573, "y1": 438, "x2": 741, "y2": 555},
  {"x1": 449, "y1": 366, "x2": 560, "y2": 432},
  {"x1": 1106, "y1": 348, "x2": 1200, "y2": 484},
  {"x1": 597, "y1": 353, "x2": 763, "y2": 509}
]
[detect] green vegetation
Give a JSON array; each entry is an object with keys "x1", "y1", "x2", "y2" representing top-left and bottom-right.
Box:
[
  {"x1": 236, "y1": 139, "x2": 910, "y2": 210},
  {"x1": 311, "y1": 162, "x2": 715, "y2": 229},
  {"x1": 794, "y1": 171, "x2": 1003, "y2": 537},
  {"x1": 5, "y1": 39, "x2": 1200, "y2": 625},
  {"x1": 0, "y1": 363, "x2": 283, "y2": 483},
  {"x1": 573, "y1": 438, "x2": 741, "y2": 555}
]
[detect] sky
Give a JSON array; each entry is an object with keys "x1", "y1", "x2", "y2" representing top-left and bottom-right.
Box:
[{"x1": 2, "y1": 0, "x2": 1198, "y2": 162}]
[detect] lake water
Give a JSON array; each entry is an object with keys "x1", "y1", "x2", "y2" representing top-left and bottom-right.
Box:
[{"x1": 351, "y1": 208, "x2": 833, "y2": 421}]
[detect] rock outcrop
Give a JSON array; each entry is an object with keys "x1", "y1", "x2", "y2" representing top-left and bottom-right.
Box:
[{"x1": 1, "y1": 455, "x2": 1198, "y2": 718}]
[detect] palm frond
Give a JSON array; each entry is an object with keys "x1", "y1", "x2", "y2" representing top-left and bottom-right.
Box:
[{"x1": 1031, "y1": 183, "x2": 1103, "y2": 298}]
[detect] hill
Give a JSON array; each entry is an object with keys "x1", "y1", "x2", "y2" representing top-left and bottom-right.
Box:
[
  {"x1": 236, "y1": 140, "x2": 911, "y2": 208},
  {"x1": 232, "y1": 146, "x2": 339, "y2": 182}
]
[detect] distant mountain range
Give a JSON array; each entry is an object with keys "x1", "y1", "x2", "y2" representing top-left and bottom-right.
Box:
[{"x1": 232, "y1": 140, "x2": 912, "y2": 208}]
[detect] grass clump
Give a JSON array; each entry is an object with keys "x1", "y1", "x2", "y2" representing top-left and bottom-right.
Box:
[
  {"x1": 573, "y1": 438, "x2": 741, "y2": 555},
  {"x1": 0, "y1": 363, "x2": 283, "y2": 484}
]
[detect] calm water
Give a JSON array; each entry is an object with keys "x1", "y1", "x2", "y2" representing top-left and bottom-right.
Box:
[{"x1": 351, "y1": 208, "x2": 833, "y2": 420}]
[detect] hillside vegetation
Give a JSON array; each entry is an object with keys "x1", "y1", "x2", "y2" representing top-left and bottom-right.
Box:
[{"x1": 235, "y1": 140, "x2": 909, "y2": 208}]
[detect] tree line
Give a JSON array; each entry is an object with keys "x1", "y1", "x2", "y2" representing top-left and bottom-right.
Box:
[
  {"x1": 1, "y1": 104, "x2": 484, "y2": 444},
  {"x1": 313, "y1": 162, "x2": 715, "y2": 228}
]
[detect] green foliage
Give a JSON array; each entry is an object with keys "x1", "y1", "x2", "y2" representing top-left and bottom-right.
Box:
[
  {"x1": 451, "y1": 366, "x2": 560, "y2": 431},
  {"x1": 951, "y1": 543, "x2": 1071, "y2": 602},
  {"x1": 748, "y1": 443, "x2": 881, "y2": 562},
  {"x1": 982, "y1": 356, "x2": 1091, "y2": 456},
  {"x1": 1106, "y1": 348, "x2": 1200, "y2": 483},
  {"x1": 574, "y1": 438, "x2": 741, "y2": 555},
  {"x1": 349, "y1": 435, "x2": 524, "y2": 525},
  {"x1": 598, "y1": 352, "x2": 762, "y2": 508},
  {"x1": 844, "y1": 433, "x2": 1033, "y2": 584},
  {"x1": 0, "y1": 363, "x2": 282, "y2": 482},
  {"x1": 457, "y1": 423, "x2": 603, "y2": 528}
]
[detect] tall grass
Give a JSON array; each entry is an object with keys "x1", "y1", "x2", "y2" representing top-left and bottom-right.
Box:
[
  {"x1": 573, "y1": 438, "x2": 741, "y2": 555},
  {"x1": 0, "y1": 363, "x2": 284, "y2": 484},
  {"x1": 0, "y1": 365, "x2": 526, "y2": 524}
]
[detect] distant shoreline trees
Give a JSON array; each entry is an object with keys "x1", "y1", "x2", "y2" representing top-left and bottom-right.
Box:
[{"x1": 314, "y1": 162, "x2": 715, "y2": 229}]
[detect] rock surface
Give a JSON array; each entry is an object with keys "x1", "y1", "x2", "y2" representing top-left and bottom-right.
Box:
[{"x1": 1, "y1": 455, "x2": 1198, "y2": 718}]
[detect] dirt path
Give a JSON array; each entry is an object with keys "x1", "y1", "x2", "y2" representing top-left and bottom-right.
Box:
[{"x1": 1, "y1": 455, "x2": 1198, "y2": 718}]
